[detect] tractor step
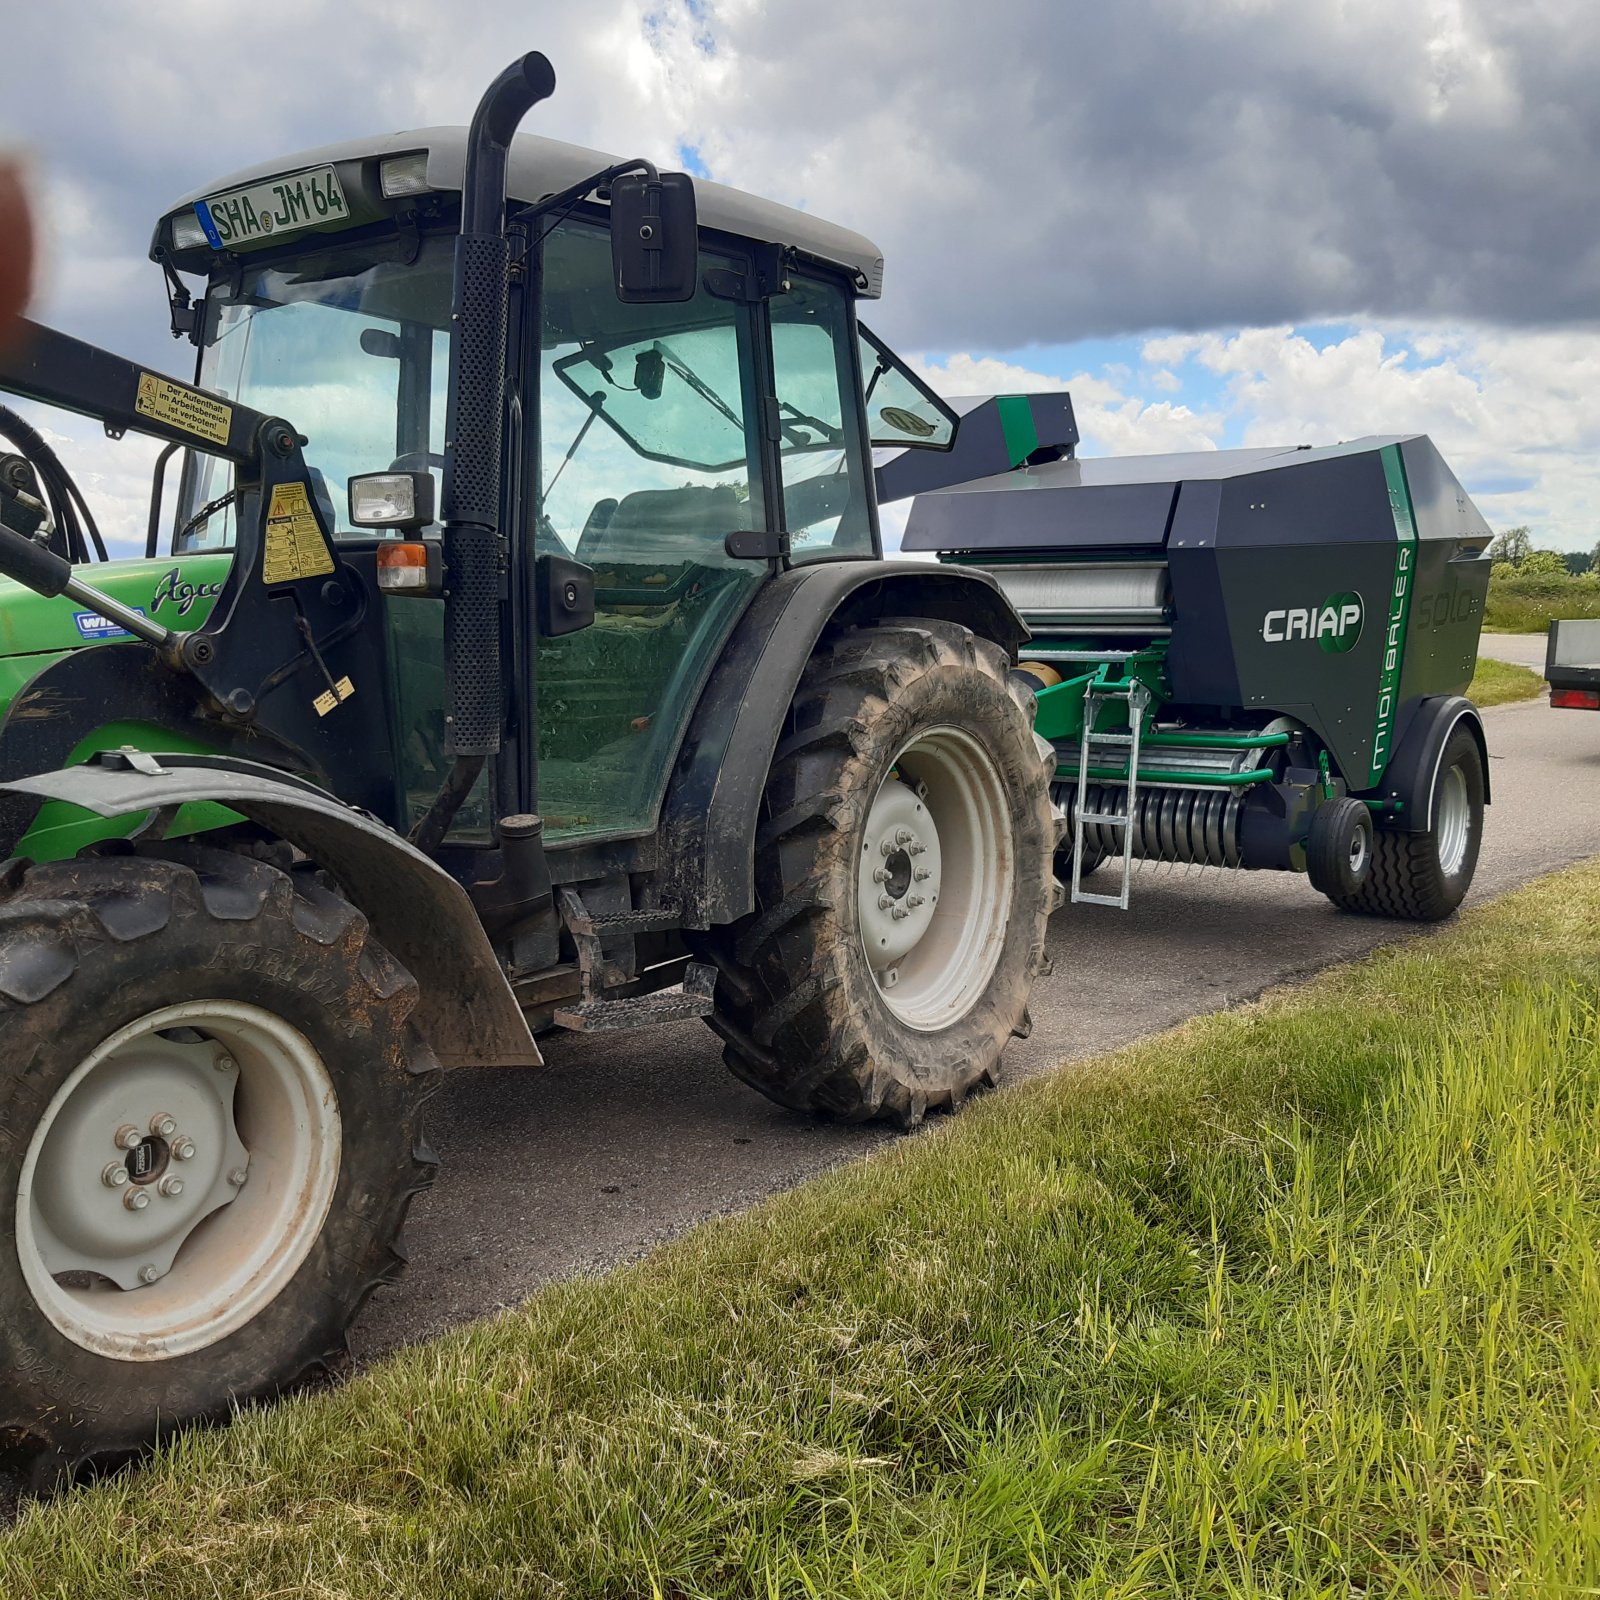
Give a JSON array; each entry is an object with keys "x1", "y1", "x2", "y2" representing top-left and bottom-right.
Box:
[
  {"x1": 1069, "y1": 678, "x2": 1152, "y2": 912},
  {"x1": 552, "y1": 961, "x2": 717, "y2": 1032},
  {"x1": 558, "y1": 896, "x2": 684, "y2": 939}
]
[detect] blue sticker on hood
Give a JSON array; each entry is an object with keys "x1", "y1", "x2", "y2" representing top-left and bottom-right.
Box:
[{"x1": 74, "y1": 609, "x2": 144, "y2": 641}]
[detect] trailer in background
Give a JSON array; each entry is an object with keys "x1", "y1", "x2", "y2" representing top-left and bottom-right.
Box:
[{"x1": 1547, "y1": 619, "x2": 1600, "y2": 711}]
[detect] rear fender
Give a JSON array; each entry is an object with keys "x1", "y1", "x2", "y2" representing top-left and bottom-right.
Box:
[
  {"x1": 1362, "y1": 695, "x2": 1489, "y2": 832},
  {"x1": 654, "y1": 560, "x2": 1028, "y2": 925},
  {"x1": 0, "y1": 753, "x2": 538, "y2": 1067}
]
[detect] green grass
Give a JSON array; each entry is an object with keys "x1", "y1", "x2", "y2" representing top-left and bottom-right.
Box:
[
  {"x1": 6, "y1": 869, "x2": 1600, "y2": 1598},
  {"x1": 1484, "y1": 573, "x2": 1600, "y2": 634},
  {"x1": 1468, "y1": 654, "x2": 1545, "y2": 707}
]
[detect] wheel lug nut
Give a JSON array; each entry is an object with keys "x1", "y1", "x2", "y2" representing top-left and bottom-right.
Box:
[
  {"x1": 215, "y1": 1054, "x2": 236, "y2": 1073},
  {"x1": 890, "y1": 905, "x2": 909, "y2": 921},
  {"x1": 878, "y1": 893, "x2": 894, "y2": 911},
  {"x1": 138, "y1": 1265, "x2": 160, "y2": 1285},
  {"x1": 908, "y1": 842, "x2": 926, "y2": 857},
  {"x1": 871, "y1": 866, "x2": 889, "y2": 884},
  {"x1": 228, "y1": 1168, "x2": 249, "y2": 1188},
  {"x1": 114, "y1": 1125, "x2": 143, "y2": 1152},
  {"x1": 914, "y1": 867, "x2": 932, "y2": 881},
  {"x1": 101, "y1": 1162, "x2": 130, "y2": 1188},
  {"x1": 150, "y1": 1113, "x2": 177, "y2": 1139},
  {"x1": 895, "y1": 828, "x2": 913, "y2": 845},
  {"x1": 124, "y1": 1188, "x2": 151, "y2": 1212},
  {"x1": 171, "y1": 1137, "x2": 195, "y2": 1161},
  {"x1": 907, "y1": 895, "x2": 925, "y2": 909},
  {"x1": 157, "y1": 1175, "x2": 185, "y2": 1198}
]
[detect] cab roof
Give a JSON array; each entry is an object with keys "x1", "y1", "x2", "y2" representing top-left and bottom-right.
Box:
[{"x1": 156, "y1": 125, "x2": 886, "y2": 298}]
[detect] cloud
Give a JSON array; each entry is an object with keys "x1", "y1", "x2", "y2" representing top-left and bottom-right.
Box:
[
  {"x1": 1144, "y1": 322, "x2": 1600, "y2": 546},
  {"x1": 909, "y1": 352, "x2": 1223, "y2": 456}
]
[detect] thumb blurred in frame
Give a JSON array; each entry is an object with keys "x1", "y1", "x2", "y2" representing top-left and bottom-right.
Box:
[{"x1": 0, "y1": 156, "x2": 36, "y2": 351}]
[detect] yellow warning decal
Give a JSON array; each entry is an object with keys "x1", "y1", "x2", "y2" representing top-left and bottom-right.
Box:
[
  {"x1": 262, "y1": 481, "x2": 335, "y2": 585},
  {"x1": 134, "y1": 372, "x2": 232, "y2": 446},
  {"x1": 313, "y1": 675, "x2": 355, "y2": 717}
]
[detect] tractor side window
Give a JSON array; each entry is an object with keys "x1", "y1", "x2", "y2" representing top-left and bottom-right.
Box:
[
  {"x1": 769, "y1": 275, "x2": 874, "y2": 562},
  {"x1": 534, "y1": 218, "x2": 766, "y2": 841},
  {"x1": 857, "y1": 323, "x2": 957, "y2": 451}
]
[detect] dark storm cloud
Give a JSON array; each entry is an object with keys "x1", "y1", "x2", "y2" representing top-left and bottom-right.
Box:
[
  {"x1": 2, "y1": 1, "x2": 1596, "y2": 366},
  {"x1": 677, "y1": 0, "x2": 1600, "y2": 350}
]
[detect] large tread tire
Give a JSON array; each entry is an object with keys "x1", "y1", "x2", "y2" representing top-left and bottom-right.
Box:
[
  {"x1": 0, "y1": 842, "x2": 437, "y2": 1481},
  {"x1": 701, "y1": 618, "x2": 1055, "y2": 1128},
  {"x1": 1328, "y1": 726, "x2": 1485, "y2": 921}
]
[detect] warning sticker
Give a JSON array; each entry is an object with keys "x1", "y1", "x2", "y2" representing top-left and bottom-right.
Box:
[
  {"x1": 262, "y1": 481, "x2": 335, "y2": 585},
  {"x1": 314, "y1": 676, "x2": 355, "y2": 717},
  {"x1": 134, "y1": 372, "x2": 232, "y2": 446}
]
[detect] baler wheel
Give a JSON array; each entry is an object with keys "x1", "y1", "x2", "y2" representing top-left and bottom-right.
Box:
[
  {"x1": 0, "y1": 843, "x2": 437, "y2": 1483},
  {"x1": 700, "y1": 617, "x2": 1054, "y2": 1128},
  {"x1": 1326, "y1": 726, "x2": 1485, "y2": 921},
  {"x1": 1306, "y1": 797, "x2": 1374, "y2": 900}
]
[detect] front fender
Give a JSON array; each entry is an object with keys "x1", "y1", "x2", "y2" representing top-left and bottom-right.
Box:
[
  {"x1": 654, "y1": 559, "x2": 1028, "y2": 925},
  {"x1": 0, "y1": 754, "x2": 538, "y2": 1067}
]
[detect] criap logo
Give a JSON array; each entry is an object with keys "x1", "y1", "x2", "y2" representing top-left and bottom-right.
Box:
[{"x1": 1261, "y1": 591, "x2": 1364, "y2": 654}]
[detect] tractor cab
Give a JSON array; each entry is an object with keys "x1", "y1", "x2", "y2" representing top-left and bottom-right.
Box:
[{"x1": 151, "y1": 128, "x2": 955, "y2": 844}]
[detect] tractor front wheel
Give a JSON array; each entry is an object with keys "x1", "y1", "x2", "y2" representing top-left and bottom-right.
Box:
[
  {"x1": 0, "y1": 844, "x2": 436, "y2": 1480},
  {"x1": 702, "y1": 618, "x2": 1055, "y2": 1127}
]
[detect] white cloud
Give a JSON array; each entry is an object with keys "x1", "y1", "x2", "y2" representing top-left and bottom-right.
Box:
[
  {"x1": 909, "y1": 352, "x2": 1223, "y2": 457},
  {"x1": 1141, "y1": 323, "x2": 1600, "y2": 547}
]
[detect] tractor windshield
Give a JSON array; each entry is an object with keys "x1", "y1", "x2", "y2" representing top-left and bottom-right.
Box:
[{"x1": 175, "y1": 235, "x2": 454, "y2": 551}]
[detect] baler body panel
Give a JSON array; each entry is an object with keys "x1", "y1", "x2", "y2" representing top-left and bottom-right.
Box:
[{"x1": 906, "y1": 433, "x2": 1491, "y2": 793}]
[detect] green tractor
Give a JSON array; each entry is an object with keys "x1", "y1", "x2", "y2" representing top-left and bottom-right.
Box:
[{"x1": 0, "y1": 54, "x2": 1057, "y2": 1474}]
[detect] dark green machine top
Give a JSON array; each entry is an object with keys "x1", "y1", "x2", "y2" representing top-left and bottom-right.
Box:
[{"x1": 906, "y1": 434, "x2": 1494, "y2": 790}]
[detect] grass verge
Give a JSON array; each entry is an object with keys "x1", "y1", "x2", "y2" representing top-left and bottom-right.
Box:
[
  {"x1": 1484, "y1": 575, "x2": 1600, "y2": 634},
  {"x1": 5, "y1": 867, "x2": 1600, "y2": 1598},
  {"x1": 1468, "y1": 655, "x2": 1545, "y2": 707}
]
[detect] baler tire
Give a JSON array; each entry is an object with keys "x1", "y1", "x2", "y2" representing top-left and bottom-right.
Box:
[
  {"x1": 0, "y1": 842, "x2": 437, "y2": 1483},
  {"x1": 1328, "y1": 726, "x2": 1485, "y2": 922},
  {"x1": 1306, "y1": 797, "x2": 1374, "y2": 901},
  {"x1": 701, "y1": 617, "x2": 1054, "y2": 1128}
]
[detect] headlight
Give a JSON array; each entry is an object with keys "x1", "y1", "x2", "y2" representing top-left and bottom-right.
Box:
[
  {"x1": 170, "y1": 212, "x2": 210, "y2": 251},
  {"x1": 379, "y1": 152, "x2": 432, "y2": 199},
  {"x1": 349, "y1": 470, "x2": 435, "y2": 529}
]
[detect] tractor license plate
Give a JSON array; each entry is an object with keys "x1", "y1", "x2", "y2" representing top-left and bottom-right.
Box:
[{"x1": 193, "y1": 166, "x2": 348, "y2": 251}]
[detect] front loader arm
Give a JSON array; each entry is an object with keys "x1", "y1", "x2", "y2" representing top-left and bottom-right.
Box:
[{"x1": 0, "y1": 318, "x2": 399, "y2": 818}]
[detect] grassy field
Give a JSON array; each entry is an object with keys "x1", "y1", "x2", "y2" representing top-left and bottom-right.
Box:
[
  {"x1": 5, "y1": 869, "x2": 1600, "y2": 1597},
  {"x1": 1468, "y1": 655, "x2": 1545, "y2": 706},
  {"x1": 1484, "y1": 574, "x2": 1600, "y2": 634}
]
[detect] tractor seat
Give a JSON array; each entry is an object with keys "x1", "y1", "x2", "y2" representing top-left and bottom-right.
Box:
[{"x1": 576, "y1": 483, "x2": 744, "y2": 566}]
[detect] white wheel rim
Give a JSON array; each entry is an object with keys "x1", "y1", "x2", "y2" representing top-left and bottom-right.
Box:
[
  {"x1": 1436, "y1": 763, "x2": 1471, "y2": 877},
  {"x1": 857, "y1": 725, "x2": 1013, "y2": 1032},
  {"x1": 1348, "y1": 824, "x2": 1370, "y2": 876},
  {"x1": 16, "y1": 1000, "x2": 341, "y2": 1361}
]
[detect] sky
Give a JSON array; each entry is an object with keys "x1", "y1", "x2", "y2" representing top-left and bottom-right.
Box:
[{"x1": 2, "y1": 0, "x2": 1598, "y2": 555}]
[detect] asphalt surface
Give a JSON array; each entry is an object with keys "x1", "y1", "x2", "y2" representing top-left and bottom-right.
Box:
[
  {"x1": 1478, "y1": 631, "x2": 1550, "y2": 672},
  {"x1": 350, "y1": 689, "x2": 1600, "y2": 1359}
]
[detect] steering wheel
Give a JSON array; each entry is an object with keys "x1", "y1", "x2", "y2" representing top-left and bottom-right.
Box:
[{"x1": 389, "y1": 450, "x2": 446, "y2": 473}]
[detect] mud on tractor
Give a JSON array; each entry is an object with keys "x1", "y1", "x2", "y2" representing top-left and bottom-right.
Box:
[{"x1": 0, "y1": 50, "x2": 1493, "y2": 1479}]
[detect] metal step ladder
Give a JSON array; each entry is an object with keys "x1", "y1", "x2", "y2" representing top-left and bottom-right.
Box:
[
  {"x1": 1070, "y1": 678, "x2": 1152, "y2": 911},
  {"x1": 551, "y1": 887, "x2": 718, "y2": 1031}
]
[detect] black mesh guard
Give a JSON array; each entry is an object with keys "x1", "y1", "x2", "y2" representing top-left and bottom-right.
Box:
[{"x1": 442, "y1": 233, "x2": 511, "y2": 756}]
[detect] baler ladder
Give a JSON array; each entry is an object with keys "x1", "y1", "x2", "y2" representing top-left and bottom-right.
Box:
[{"x1": 1070, "y1": 678, "x2": 1152, "y2": 911}]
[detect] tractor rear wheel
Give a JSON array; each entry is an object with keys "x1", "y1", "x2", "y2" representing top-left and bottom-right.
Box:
[
  {"x1": 1326, "y1": 726, "x2": 1485, "y2": 921},
  {"x1": 0, "y1": 843, "x2": 436, "y2": 1480},
  {"x1": 701, "y1": 618, "x2": 1055, "y2": 1127}
]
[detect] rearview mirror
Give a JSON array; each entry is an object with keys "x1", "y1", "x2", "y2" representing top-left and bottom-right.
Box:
[{"x1": 611, "y1": 172, "x2": 698, "y2": 303}]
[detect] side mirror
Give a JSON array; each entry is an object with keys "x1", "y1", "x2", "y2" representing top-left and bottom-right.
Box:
[
  {"x1": 611, "y1": 172, "x2": 698, "y2": 303},
  {"x1": 536, "y1": 551, "x2": 595, "y2": 637}
]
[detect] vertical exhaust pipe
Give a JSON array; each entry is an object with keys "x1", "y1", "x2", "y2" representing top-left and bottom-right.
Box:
[
  {"x1": 440, "y1": 51, "x2": 555, "y2": 761},
  {"x1": 413, "y1": 52, "x2": 553, "y2": 854}
]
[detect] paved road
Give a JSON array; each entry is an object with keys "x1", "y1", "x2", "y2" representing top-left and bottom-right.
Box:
[
  {"x1": 351, "y1": 692, "x2": 1600, "y2": 1358},
  {"x1": 1479, "y1": 631, "x2": 1548, "y2": 672}
]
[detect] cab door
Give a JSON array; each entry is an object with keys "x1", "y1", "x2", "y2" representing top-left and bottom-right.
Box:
[{"x1": 533, "y1": 219, "x2": 769, "y2": 842}]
